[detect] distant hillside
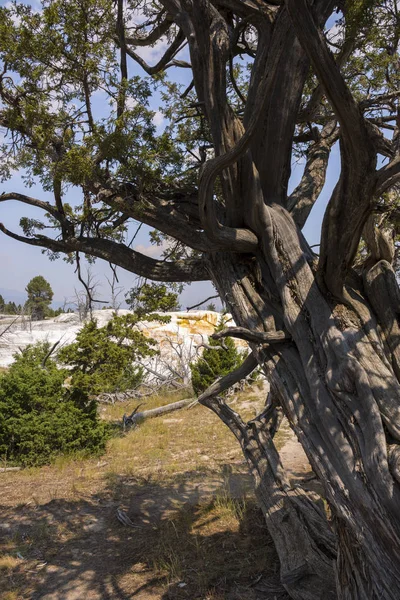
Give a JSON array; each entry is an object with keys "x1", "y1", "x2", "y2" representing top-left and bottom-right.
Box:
[{"x1": 0, "y1": 288, "x2": 27, "y2": 304}]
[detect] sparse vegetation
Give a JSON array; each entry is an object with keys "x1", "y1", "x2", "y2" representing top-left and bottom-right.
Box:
[
  {"x1": 0, "y1": 295, "x2": 22, "y2": 315},
  {"x1": 0, "y1": 387, "x2": 290, "y2": 600},
  {"x1": 125, "y1": 282, "x2": 180, "y2": 316}
]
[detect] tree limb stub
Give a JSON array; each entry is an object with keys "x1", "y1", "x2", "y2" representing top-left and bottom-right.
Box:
[{"x1": 212, "y1": 327, "x2": 290, "y2": 345}]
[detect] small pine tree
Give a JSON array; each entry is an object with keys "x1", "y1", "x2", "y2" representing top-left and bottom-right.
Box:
[
  {"x1": 25, "y1": 275, "x2": 54, "y2": 320},
  {"x1": 3, "y1": 301, "x2": 18, "y2": 315},
  {"x1": 190, "y1": 317, "x2": 244, "y2": 396}
]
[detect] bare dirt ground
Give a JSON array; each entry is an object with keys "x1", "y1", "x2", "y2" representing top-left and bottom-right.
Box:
[{"x1": 0, "y1": 388, "x2": 314, "y2": 600}]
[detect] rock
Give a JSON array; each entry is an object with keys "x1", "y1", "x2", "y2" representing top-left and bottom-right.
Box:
[{"x1": 54, "y1": 313, "x2": 80, "y2": 324}]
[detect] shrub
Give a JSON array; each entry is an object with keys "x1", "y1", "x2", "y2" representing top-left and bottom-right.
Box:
[
  {"x1": 190, "y1": 317, "x2": 244, "y2": 396},
  {"x1": 58, "y1": 313, "x2": 160, "y2": 397},
  {"x1": 0, "y1": 344, "x2": 109, "y2": 466}
]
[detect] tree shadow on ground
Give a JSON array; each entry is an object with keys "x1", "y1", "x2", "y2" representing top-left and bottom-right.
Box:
[{"x1": 0, "y1": 467, "x2": 289, "y2": 600}]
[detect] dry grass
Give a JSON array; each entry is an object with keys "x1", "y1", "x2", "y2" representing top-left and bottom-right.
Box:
[
  {"x1": 0, "y1": 385, "x2": 291, "y2": 600},
  {"x1": 0, "y1": 387, "x2": 273, "y2": 506}
]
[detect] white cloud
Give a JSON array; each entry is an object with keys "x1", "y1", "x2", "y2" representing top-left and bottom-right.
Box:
[
  {"x1": 134, "y1": 240, "x2": 169, "y2": 258},
  {"x1": 152, "y1": 110, "x2": 164, "y2": 127},
  {"x1": 48, "y1": 96, "x2": 63, "y2": 114},
  {"x1": 4, "y1": 2, "x2": 21, "y2": 25},
  {"x1": 135, "y1": 38, "x2": 169, "y2": 66},
  {"x1": 126, "y1": 96, "x2": 138, "y2": 110}
]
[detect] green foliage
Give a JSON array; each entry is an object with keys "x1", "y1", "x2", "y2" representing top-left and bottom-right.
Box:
[
  {"x1": 58, "y1": 313, "x2": 160, "y2": 396},
  {"x1": 0, "y1": 343, "x2": 108, "y2": 466},
  {"x1": 126, "y1": 283, "x2": 180, "y2": 317},
  {"x1": 0, "y1": 296, "x2": 21, "y2": 315},
  {"x1": 0, "y1": 0, "x2": 185, "y2": 205},
  {"x1": 46, "y1": 306, "x2": 66, "y2": 318},
  {"x1": 25, "y1": 275, "x2": 54, "y2": 320},
  {"x1": 190, "y1": 318, "x2": 244, "y2": 396}
]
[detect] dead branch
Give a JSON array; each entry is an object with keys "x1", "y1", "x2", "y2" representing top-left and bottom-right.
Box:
[
  {"x1": 0, "y1": 466, "x2": 21, "y2": 472},
  {"x1": 122, "y1": 398, "x2": 193, "y2": 428},
  {"x1": 0, "y1": 316, "x2": 20, "y2": 338},
  {"x1": 41, "y1": 340, "x2": 61, "y2": 368},
  {"x1": 192, "y1": 352, "x2": 259, "y2": 408},
  {"x1": 186, "y1": 294, "x2": 220, "y2": 310}
]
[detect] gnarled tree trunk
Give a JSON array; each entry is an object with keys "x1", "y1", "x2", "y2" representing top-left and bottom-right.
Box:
[{"x1": 206, "y1": 241, "x2": 400, "y2": 599}]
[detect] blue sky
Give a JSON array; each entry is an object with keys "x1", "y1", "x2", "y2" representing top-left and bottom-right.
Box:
[{"x1": 0, "y1": 0, "x2": 340, "y2": 309}]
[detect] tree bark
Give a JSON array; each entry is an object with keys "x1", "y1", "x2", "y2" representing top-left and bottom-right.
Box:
[
  {"x1": 201, "y1": 394, "x2": 337, "y2": 600},
  {"x1": 207, "y1": 231, "x2": 400, "y2": 599}
]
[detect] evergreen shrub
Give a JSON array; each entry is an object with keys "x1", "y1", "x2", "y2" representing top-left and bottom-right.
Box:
[
  {"x1": 0, "y1": 344, "x2": 109, "y2": 466},
  {"x1": 58, "y1": 313, "x2": 159, "y2": 396},
  {"x1": 190, "y1": 317, "x2": 244, "y2": 396}
]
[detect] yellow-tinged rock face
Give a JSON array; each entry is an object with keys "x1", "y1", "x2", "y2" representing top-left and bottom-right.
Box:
[
  {"x1": 140, "y1": 311, "x2": 228, "y2": 335},
  {"x1": 136, "y1": 311, "x2": 246, "y2": 349},
  {"x1": 176, "y1": 316, "x2": 217, "y2": 335}
]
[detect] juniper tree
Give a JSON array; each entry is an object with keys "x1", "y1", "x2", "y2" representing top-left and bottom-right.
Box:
[
  {"x1": 0, "y1": 343, "x2": 109, "y2": 466},
  {"x1": 58, "y1": 312, "x2": 159, "y2": 396},
  {"x1": 1, "y1": 1, "x2": 400, "y2": 597},
  {"x1": 191, "y1": 317, "x2": 244, "y2": 395}
]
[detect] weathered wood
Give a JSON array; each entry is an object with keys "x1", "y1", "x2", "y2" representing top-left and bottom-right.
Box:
[
  {"x1": 201, "y1": 393, "x2": 337, "y2": 600},
  {"x1": 123, "y1": 398, "x2": 193, "y2": 427},
  {"x1": 209, "y1": 243, "x2": 400, "y2": 599},
  {"x1": 0, "y1": 467, "x2": 21, "y2": 472},
  {"x1": 194, "y1": 352, "x2": 258, "y2": 407},
  {"x1": 364, "y1": 260, "x2": 400, "y2": 383},
  {"x1": 212, "y1": 327, "x2": 290, "y2": 345}
]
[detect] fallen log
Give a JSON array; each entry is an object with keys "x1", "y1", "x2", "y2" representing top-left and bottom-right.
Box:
[
  {"x1": 0, "y1": 466, "x2": 21, "y2": 473},
  {"x1": 123, "y1": 398, "x2": 193, "y2": 428}
]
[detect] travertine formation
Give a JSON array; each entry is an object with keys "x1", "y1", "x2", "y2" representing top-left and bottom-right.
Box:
[{"x1": 0, "y1": 310, "x2": 241, "y2": 368}]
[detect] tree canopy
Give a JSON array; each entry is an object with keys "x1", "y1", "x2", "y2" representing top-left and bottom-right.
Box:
[
  {"x1": 0, "y1": 1, "x2": 398, "y2": 282},
  {"x1": 1, "y1": 1, "x2": 400, "y2": 598}
]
